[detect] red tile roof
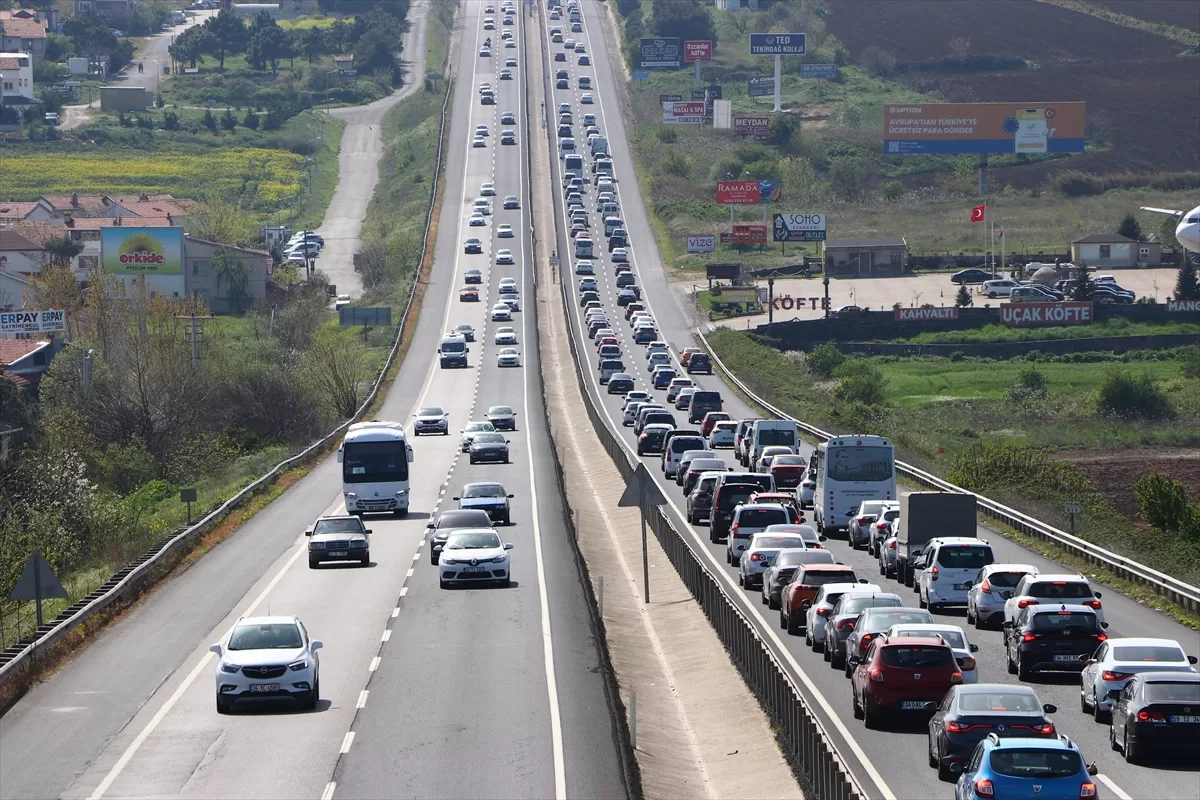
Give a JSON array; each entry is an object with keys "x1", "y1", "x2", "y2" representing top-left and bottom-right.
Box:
[
  {"x1": 0, "y1": 229, "x2": 44, "y2": 251},
  {"x1": 0, "y1": 368, "x2": 30, "y2": 390},
  {"x1": 9, "y1": 220, "x2": 60, "y2": 246},
  {"x1": 64, "y1": 215, "x2": 174, "y2": 229},
  {"x1": 0, "y1": 16, "x2": 47, "y2": 38},
  {"x1": 0, "y1": 56, "x2": 27, "y2": 70},
  {"x1": 0, "y1": 202, "x2": 39, "y2": 220},
  {"x1": 115, "y1": 201, "x2": 188, "y2": 218},
  {"x1": 41, "y1": 195, "x2": 111, "y2": 214},
  {"x1": 0, "y1": 338, "x2": 48, "y2": 367}
]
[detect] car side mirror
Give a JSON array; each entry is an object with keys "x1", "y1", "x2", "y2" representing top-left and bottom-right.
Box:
[
  {"x1": 506, "y1": 440, "x2": 511, "y2": 444},
  {"x1": 364, "y1": 529, "x2": 373, "y2": 535},
  {"x1": 508, "y1": 494, "x2": 515, "y2": 498},
  {"x1": 1101, "y1": 622, "x2": 1109, "y2": 629},
  {"x1": 848, "y1": 656, "x2": 860, "y2": 667},
  {"x1": 1043, "y1": 703, "x2": 1057, "y2": 714},
  {"x1": 1094, "y1": 591, "x2": 1102, "y2": 599},
  {"x1": 426, "y1": 521, "x2": 435, "y2": 529},
  {"x1": 1084, "y1": 658, "x2": 1096, "y2": 665},
  {"x1": 1086, "y1": 763, "x2": 1098, "y2": 777},
  {"x1": 801, "y1": 600, "x2": 812, "y2": 610},
  {"x1": 504, "y1": 543, "x2": 514, "y2": 550},
  {"x1": 969, "y1": 644, "x2": 979, "y2": 653},
  {"x1": 311, "y1": 640, "x2": 323, "y2": 651},
  {"x1": 209, "y1": 643, "x2": 223, "y2": 656},
  {"x1": 819, "y1": 535, "x2": 828, "y2": 542},
  {"x1": 1189, "y1": 656, "x2": 1198, "y2": 665},
  {"x1": 452, "y1": 496, "x2": 461, "y2": 501},
  {"x1": 304, "y1": 529, "x2": 313, "y2": 537},
  {"x1": 858, "y1": 578, "x2": 869, "y2": 584},
  {"x1": 1002, "y1": 621, "x2": 1014, "y2": 629}
]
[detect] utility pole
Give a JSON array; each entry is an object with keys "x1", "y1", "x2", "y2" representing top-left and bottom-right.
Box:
[{"x1": 175, "y1": 313, "x2": 212, "y2": 371}]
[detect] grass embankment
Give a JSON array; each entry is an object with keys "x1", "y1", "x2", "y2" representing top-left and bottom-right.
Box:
[
  {"x1": 606, "y1": 3, "x2": 1198, "y2": 277},
  {"x1": 704, "y1": 328, "x2": 1200, "y2": 586},
  {"x1": 890, "y1": 318, "x2": 1200, "y2": 345}
]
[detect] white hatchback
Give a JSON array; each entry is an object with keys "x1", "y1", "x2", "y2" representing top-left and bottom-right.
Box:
[{"x1": 210, "y1": 616, "x2": 323, "y2": 713}]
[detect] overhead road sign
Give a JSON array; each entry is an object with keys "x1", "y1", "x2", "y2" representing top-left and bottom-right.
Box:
[
  {"x1": 749, "y1": 33, "x2": 806, "y2": 56},
  {"x1": 773, "y1": 213, "x2": 827, "y2": 242},
  {"x1": 684, "y1": 40, "x2": 712, "y2": 63},
  {"x1": 883, "y1": 102, "x2": 1086, "y2": 155},
  {"x1": 640, "y1": 37, "x2": 681, "y2": 68},
  {"x1": 748, "y1": 75, "x2": 774, "y2": 97},
  {"x1": 800, "y1": 64, "x2": 837, "y2": 79}
]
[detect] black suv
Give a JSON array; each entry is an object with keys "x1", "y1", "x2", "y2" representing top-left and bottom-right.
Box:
[
  {"x1": 1003, "y1": 603, "x2": 1106, "y2": 681},
  {"x1": 686, "y1": 353, "x2": 712, "y2": 374}
]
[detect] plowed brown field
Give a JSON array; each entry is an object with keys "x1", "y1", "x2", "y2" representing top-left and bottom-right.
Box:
[
  {"x1": 825, "y1": 0, "x2": 1200, "y2": 181},
  {"x1": 1057, "y1": 449, "x2": 1200, "y2": 522},
  {"x1": 1092, "y1": 0, "x2": 1200, "y2": 33}
]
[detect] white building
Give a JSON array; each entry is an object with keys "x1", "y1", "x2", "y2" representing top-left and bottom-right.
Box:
[{"x1": 0, "y1": 51, "x2": 35, "y2": 121}]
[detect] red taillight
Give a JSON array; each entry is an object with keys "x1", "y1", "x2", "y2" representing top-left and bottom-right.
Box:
[
  {"x1": 750, "y1": 553, "x2": 766, "y2": 562},
  {"x1": 1022, "y1": 632, "x2": 1038, "y2": 643},
  {"x1": 1018, "y1": 599, "x2": 1039, "y2": 608},
  {"x1": 930, "y1": 566, "x2": 939, "y2": 581},
  {"x1": 811, "y1": 544, "x2": 823, "y2": 549},
  {"x1": 875, "y1": 522, "x2": 888, "y2": 530},
  {"x1": 639, "y1": 433, "x2": 647, "y2": 440},
  {"x1": 837, "y1": 619, "x2": 856, "y2": 631},
  {"x1": 869, "y1": 668, "x2": 884, "y2": 683},
  {"x1": 946, "y1": 721, "x2": 990, "y2": 733},
  {"x1": 950, "y1": 672, "x2": 964, "y2": 685},
  {"x1": 1102, "y1": 670, "x2": 1133, "y2": 682},
  {"x1": 1137, "y1": 710, "x2": 1165, "y2": 721},
  {"x1": 857, "y1": 517, "x2": 870, "y2": 525},
  {"x1": 888, "y1": 541, "x2": 897, "y2": 549},
  {"x1": 730, "y1": 523, "x2": 739, "y2": 534},
  {"x1": 1084, "y1": 599, "x2": 1102, "y2": 610},
  {"x1": 1080, "y1": 782, "x2": 1097, "y2": 799},
  {"x1": 1035, "y1": 723, "x2": 1055, "y2": 735},
  {"x1": 979, "y1": 579, "x2": 992, "y2": 593},
  {"x1": 816, "y1": 608, "x2": 831, "y2": 617},
  {"x1": 858, "y1": 633, "x2": 873, "y2": 650},
  {"x1": 974, "y1": 778, "x2": 995, "y2": 799},
  {"x1": 1096, "y1": 633, "x2": 1108, "y2": 642},
  {"x1": 960, "y1": 656, "x2": 976, "y2": 672}
]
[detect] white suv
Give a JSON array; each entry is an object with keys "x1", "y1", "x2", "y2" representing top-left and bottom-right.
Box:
[
  {"x1": 1003, "y1": 572, "x2": 1106, "y2": 627},
  {"x1": 916, "y1": 537, "x2": 995, "y2": 612},
  {"x1": 210, "y1": 616, "x2": 323, "y2": 713}
]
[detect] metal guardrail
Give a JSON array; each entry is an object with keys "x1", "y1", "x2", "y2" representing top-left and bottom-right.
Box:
[
  {"x1": 696, "y1": 331, "x2": 1200, "y2": 614},
  {"x1": 0, "y1": 78, "x2": 457, "y2": 688}
]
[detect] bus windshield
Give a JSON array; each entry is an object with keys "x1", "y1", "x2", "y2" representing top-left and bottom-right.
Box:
[
  {"x1": 343, "y1": 441, "x2": 409, "y2": 484},
  {"x1": 827, "y1": 446, "x2": 893, "y2": 482}
]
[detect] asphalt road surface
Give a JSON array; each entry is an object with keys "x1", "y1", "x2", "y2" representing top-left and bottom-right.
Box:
[
  {"x1": 541, "y1": 2, "x2": 1200, "y2": 799},
  {"x1": 0, "y1": 4, "x2": 626, "y2": 799}
]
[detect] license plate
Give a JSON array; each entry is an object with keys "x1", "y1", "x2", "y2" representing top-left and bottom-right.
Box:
[
  {"x1": 999, "y1": 591, "x2": 1013, "y2": 599},
  {"x1": 328, "y1": 551, "x2": 348, "y2": 557},
  {"x1": 1053, "y1": 655, "x2": 1081, "y2": 662},
  {"x1": 900, "y1": 700, "x2": 928, "y2": 710},
  {"x1": 249, "y1": 684, "x2": 279, "y2": 692},
  {"x1": 955, "y1": 582, "x2": 973, "y2": 590},
  {"x1": 463, "y1": 567, "x2": 487, "y2": 573},
  {"x1": 1171, "y1": 715, "x2": 1200, "y2": 723}
]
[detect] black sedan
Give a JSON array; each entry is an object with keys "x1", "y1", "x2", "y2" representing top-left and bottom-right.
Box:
[
  {"x1": 484, "y1": 404, "x2": 517, "y2": 431},
  {"x1": 927, "y1": 684, "x2": 1058, "y2": 781},
  {"x1": 453, "y1": 482, "x2": 513, "y2": 525},
  {"x1": 1111, "y1": 671, "x2": 1200, "y2": 763},
  {"x1": 469, "y1": 432, "x2": 510, "y2": 464},
  {"x1": 425, "y1": 508, "x2": 494, "y2": 564},
  {"x1": 951, "y1": 267, "x2": 993, "y2": 284}
]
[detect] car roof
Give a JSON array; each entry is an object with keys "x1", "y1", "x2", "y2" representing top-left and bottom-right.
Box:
[
  {"x1": 984, "y1": 563, "x2": 1038, "y2": 572},
  {"x1": 1132, "y1": 671, "x2": 1200, "y2": 682},
  {"x1": 985, "y1": 736, "x2": 1077, "y2": 750},
  {"x1": 880, "y1": 636, "x2": 947, "y2": 648},
  {"x1": 315, "y1": 515, "x2": 361, "y2": 523},
  {"x1": 929, "y1": 537, "x2": 986, "y2": 546},
  {"x1": 957, "y1": 682, "x2": 1038, "y2": 696},
  {"x1": 734, "y1": 503, "x2": 787, "y2": 512},
  {"x1": 1028, "y1": 603, "x2": 1096, "y2": 615},
  {"x1": 803, "y1": 563, "x2": 858, "y2": 572},
  {"x1": 1027, "y1": 572, "x2": 1087, "y2": 582},
  {"x1": 819, "y1": 582, "x2": 877, "y2": 594},
  {"x1": 236, "y1": 615, "x2": 299, "y2": 626}
]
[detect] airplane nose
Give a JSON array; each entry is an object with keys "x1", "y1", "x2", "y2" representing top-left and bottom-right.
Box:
[{"x1": 1177, "y1": 222, "x2": 1200, "y2": 253}]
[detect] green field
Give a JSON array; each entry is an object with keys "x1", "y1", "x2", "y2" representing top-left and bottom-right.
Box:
[{"x1": 892, "y1": 318, "x2": 1200, "y2": 344}]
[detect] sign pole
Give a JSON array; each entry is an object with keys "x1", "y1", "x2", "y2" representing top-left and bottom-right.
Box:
[
  {"x1": 695, "y1": 61, "x2": 701, "y2": 89},
  {"x1": 768, "y1": 278, "x2": 775, "y2": 323},
  {"x1": 773, "y1": 55, "x2": 782, "y2": 112},
  {"x1": 639, "y1": 479, "x2": 650, "y2": 604}
]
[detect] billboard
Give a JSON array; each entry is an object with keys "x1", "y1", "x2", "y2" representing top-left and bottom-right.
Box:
[
  {"x1": 720, "y1": 225, "x2": 768, "y2": 244},
  {"x1": 659, "y1": 93, "x2": 683, "y2": 104},
  {"x1": 773, "y1": 213, "x2": 827, "y2": 242},
  {"x1": 800, "y1": 64, "x2": 837, "y2": 79},
  {"x1": 684, "y1": 40, "x2": 712, "y2": 63},
  {"x1": 711, "y1": 287, "x2": 759, "y2": 304},
  {"x1": 662, "y1": 101, "x2": 705, "y2": 124},
  {"x1": 894, "y1": 307, "x2": 959, "y2": 322},
  {"x1": 733, "y1": 116, "x2": 771, "y2": 139},
  {"x1": 749, "y1": 33, "x2": 806, "y2": 56},
  {"x1": 883, "y1": 102, "x2": 1086, "y2": 155},
  {"x1": 716, "y1": 180, "x2": 781, "y2": 205},
  {"x1": 101, "y1": 227, "x2": 184, "y2": 275},
  {"x1": 748, "y1": 75, "x2": 774, "y2": 97},
  {"x1": 640, "y1": 37, "x2": 680, "y2": 68},
  {"x1": 1000, "y1": 301, "x2": 1093, "y2": 327},
  {"x1": 687, "y1": 234, "x2": 716, "y2": 254},
  {"x1": 707, "y1": 263, "x2": 741, "y2": 281},
  {"x1": 0, "y1": 309, "x2": 66, "y2": 335},
  {"x1": 1167, "y1": 299, "x2": 1200, "y2": 313}
]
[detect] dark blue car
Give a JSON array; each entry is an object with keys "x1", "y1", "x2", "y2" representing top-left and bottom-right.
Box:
[{"x1": 653, "y1": 368, "x2": 677, "y2": 389}]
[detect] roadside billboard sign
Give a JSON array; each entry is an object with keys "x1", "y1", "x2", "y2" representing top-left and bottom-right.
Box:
[
  {"x1": 894, "y1": 307, "x2": 959, "y2": 322},
  {"x1": 749, "y1": 33, "x2": 806, "y2": 56},
  {"x1": 706, "y1": 263, "x2": 741, "y2": 281},
  {"x1": 1000, "y1": 301, "x2": 1093, "y2": 327},
  {"x1": 691, "y1": 89, "x2": 706, "y2": 101},
  {"x1": 100, "y1": 227, "x2": 184, "y2": 275},
  {"x1": 883, "y1": 102, "x2": 1086, "y2": 155},
  {"x1": 687, "y1": 234, "x2": 716, "y2": 253},
  {"x1": 662, "y1": 101, "x2": 705, "y2": 124},
  {"x1": 716, "y1": 180, "x2": 781, "y2": 205},
  {"x1": 748, "y1": 75, "x2": 774, "y2": 97},
  {"x1": 800, "y1": 64, "x2": 838, "y2": 79},
  {"x1": 712, "y1": 287, "x2": 759, "y2": 304},
  {"x1": 733, "y1": 115, "x2": 771, "y2": 139},
  {"x1": 684, "y1": 40, "x2": 712, "y2": 63},
  {"x1": 720, "y1": 225, "x2": 768, "y2": 244},
  {"x1": 0, "y1": 309, "x2": 66, "y2": 335},
  {"x1": 659, "y1": 93, "x2": 683, "y2": 104},
  {"x1": 640, "y1": 37, "x2": 681, "y2": 68},
  {"x1": 773, "y1": 213, "x2": 827, "y2": 242},
  {"x1": 339, "y1": 307, "x2": 392, "y2": 327}
]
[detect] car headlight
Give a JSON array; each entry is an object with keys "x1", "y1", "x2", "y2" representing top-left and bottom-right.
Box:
[
  {"x1": 442, "y1": 558, "x2": 458, "y2": 565},
  {"x1": 288, "y1": 659, "x2": 309, "y2": 672},
  {"x1": 309, "y1": 541, "x2": 325, "y2": 550},
  {"x1": 395, "y1": 489, "x2": 408, "y2": 496},
  {"x1": 221, "y1": 663, "x2": 242, "y2": 674},
  {"x1": 351, "y1": 540, "x2": 367, "y2": 548},
  {"x1": 345, "y1": 492, "x2": 357, "y2": 499},
  {"x1": 492, "y1": 555, "x2": 508, "y2": 563}
]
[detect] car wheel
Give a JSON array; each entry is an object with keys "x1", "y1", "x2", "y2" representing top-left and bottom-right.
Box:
[
  {"x1": 853, "y1": 690, "x2": 864, "y2": 720},
  {"x1": 737, "y1": 572, "x2": 744, "y2": 588},
  {"x1": 305, "y1": 676, "x2": 319, "y2": 711},
  {"x1": 503, "y1": 513, "x2": 511, "y2": 526},
  {"x1": 309, "y1": 558, "x2": 320, "y2": 569},
  {"x1": 1123, "y1": 728, "x2": 1140, "y2": 763},
  {"x1": 928, "y1": 736, "x2": 939, "y2": 768},
  {"x1": 439, "y1": 579, "x2": 449, "y2": 589},
  {"x1": 216, "y1": 694, "x2": 232, "y2": 714},
  {"x1": 360, "y1": 552, "x2": 370, "y2": 566},
  {"x1": 469, "y1": 456, "x2": 476, "y2": 464},
  {"x1": 1093, "y1": 693, "x2": 1109, "y2": 723},
  {"x1": 1006, "y1": 646, "x2": 1017, "y2": 674},
  {"x1": 804, "y1": 625, "x2": 814, "y2": 647},
  {"x1": 710, "y1": 530, "x2": 721, "y2": 544},
  {"x1": 936, "y1": 753, "x2": 955, "y2": 783},
  {"x1": 918, "y1": 592, "x2": 928, "y2": 609},
  {"x1": 1081, "y1": 686, "x2": 1092, "y2": 713},
  {"x1": 769, "y1": 595, "x2": 780, "y2": 611},
  {"x1": 844, "y1": 658, "x2": 854, "y2": 679},
  {"x1": 393, "y1": 509, "x2": 406, "y2": 518},
  {"x1": 879, "y1": 560, "x2": 886, "y2": 575},
  {"x1": 443, "y1": 430, "x2": 448, "y2": 435},
  {"x1": 863, "y1": 702, "x2": 881, "y2": 730},
  {"x1": 785, "y1": 611, "x2": 799, "y2": 636},
  {"x1": 966, "y1": 604, "x2": 975, "y2": 625},
  {"x1": 779, "y1": 608, "x2": 788, "y2": 630},
  {"x1": 760, "y1": 589, "x2": 767, "y2": 605},
  {"x1": 823, "y1": 641, "x2": 832, "y2": 661},
  {"x1": 1017, "y1": 655, "x2": 1033, "y2": 682},
  {"x1": 1110, "y1": 721, "x2": 1121, "y2": 752},
  {"x1": 725, "y1": 549, "x2": 731, "y2": 564},
  {"x1": 430, "y1": 552, "x2": 439, "y2": 566}
]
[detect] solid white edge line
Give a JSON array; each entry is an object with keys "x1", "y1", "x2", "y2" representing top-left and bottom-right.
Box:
[
  {"x1": 1097, "y1": 773, "x2": 1132, "y2": 800},
  {"x1": 552, "y1": 5, "x2": 896, "y2": 800},
  {"x1": 519, "y1": 6, "x2": 567, "y2": 799},
  {"x1": 87, "y1": 546, "x2": 307, "y2": 800}
]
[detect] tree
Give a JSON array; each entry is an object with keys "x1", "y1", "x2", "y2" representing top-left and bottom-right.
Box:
[
  {"x1": 302, "y1": 326, "x2": 367, "y2": 419},
  {"x1": 43, "y1": 236, "x2": 84, "y2": 269},
  {"x1": 202, "y1": 108, "x2": 218, "y2": 132},
  {"x1": 202, "y1": 8, "x2": 248, "y2": 70},
  {"x1": 169, "y1": 25, "x2": 215, "y2": 69},
  {"x1": 195, "y1": 195, "x2": 251, "y2": 246},
  {"x1": 242, "y1": 109, "x2": 260, "y2": 130},
  {"x1": 247, "y1": 18, "x2": 292, "y2": 73},
  {"x1": 1070, "y1": 267, "x2": 1095, "y2": 300},
  {"x1": 1174, "y1": 259, "x2": 1199, "y2": 300},
  {"x1": 354, "y1": 29, "x2": 395, "y2": 74},
  {"x1": 1116, "y1": 213, "x2": 1143, "y2": 242},
  {"x1": 301, "y1": 28, "x2": 328, "y2": 63},
  {"x1": 955, "y1": 284, "x2": 973, "y2": 308},
  {"x1": 649, "y1": 0, "x2": 717, "y2": 46},
  {"x1": 220, "y1": 107, "x2": 237, "y2": 130}
]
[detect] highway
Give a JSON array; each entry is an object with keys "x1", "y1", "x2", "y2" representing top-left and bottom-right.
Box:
[
  {"x1": 543, "y1": 2, "x2": 1200, "y2": 799},
  {"x1": 0, "y1": 3, "x2": 626, "y2": 799}
]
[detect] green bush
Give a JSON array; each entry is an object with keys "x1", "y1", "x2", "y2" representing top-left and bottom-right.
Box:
[
  {"x1": 1005, "y1": 365, "x2": 1048, "y2": 406},
  {"x1": 1181, "y1": 345, "x2": 1200, "y2": 379},
  {"x1": 711, "y1": 156, "x2": 743, "y2": 182},
  {"x1": 806, "y1": 341, "x2": 845, "y2": 378},
  {"x1": 1096, "y1": 371, "x2": 1174, "y2": 420},
  {"x1": 1133, "y1": 473, "x2": 1197, "y2": 536},
  {"x1": 883, "y1": 180, "x2": 905, "y2": 201},
  {"x1": 947, "y1": 442, "x2": 1092, "y2": 497},
  {"x1": 833, "y1": 360, "x2": 887, "y2": 406}
]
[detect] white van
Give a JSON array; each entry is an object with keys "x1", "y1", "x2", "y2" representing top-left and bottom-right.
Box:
[
  {"x1": 558, "y1": 137, "x2": 576, "y2": 159},
  {"x1": 590, "y1": 135, "x2": 609, "y2": 156},
  {"x1": 746, "y1": 420, "x2": 800, "y2": 467},
  {"x1": 574, "y1": 237, "x2": 594, "y2": 258},
  {"x1": 604, "y1": 216, "x2": 623, "y2": 236},
  {"x1": 917, "y1": 537, "x2": 995, "y2": 612},
  {"x1": 982, "y1": 279, "x2": 1018, "y2": 298}
]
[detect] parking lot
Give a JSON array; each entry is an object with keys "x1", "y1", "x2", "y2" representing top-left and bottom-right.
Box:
[{"x1": 712, "y1": 268, "x2": 1182, "y2": 327}]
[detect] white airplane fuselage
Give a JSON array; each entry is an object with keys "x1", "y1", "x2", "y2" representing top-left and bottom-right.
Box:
[{"x1": 1175, "y1": 205, "x2": 1200, "y2": 254}]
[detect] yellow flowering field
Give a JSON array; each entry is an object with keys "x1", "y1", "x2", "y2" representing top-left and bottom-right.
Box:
[{"x1": 0, "y1": 149, "x2": 306, "y2": 208}]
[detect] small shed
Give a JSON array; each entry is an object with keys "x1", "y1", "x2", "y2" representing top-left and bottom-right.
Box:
[
  {"x1": 822, "y1": 236, "x2": 908, "y2": 277},
  {"x1": 1071, "y1": 234, "x2": 1161, "y2": 268}
]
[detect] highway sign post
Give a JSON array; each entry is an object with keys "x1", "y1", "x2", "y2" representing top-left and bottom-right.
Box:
[
  {"x1": 1063, "y1": 500, "x2": 1082, "y2": 533},
  {"x1": 749, "y1": 33, "x2": 806, "y2": 113},
  {"x1": 9, "y1": 551, "x2": 68, "y2": 628},
  {"x1": 684, "y1": 40, "x2": 712, "y2": 88},
  {"x1": 773, "y1": 213, "x2": 827, "y2": 242},
  {"x1": 618, "y1": 463, "x2": 668, "y2": 603}
]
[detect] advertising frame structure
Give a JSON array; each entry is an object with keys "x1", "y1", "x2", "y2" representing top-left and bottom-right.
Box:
[
  {"x1": 683, "y1": 40, "x2": 712, "y2": 63},
  {"x1": 883, "y1": 102, "x2": 1086, "y2": 155},
  {"x1": 720, "y1": 225, "x2": 768, "y2": 244},
  {"x1": 747, "y1": 75, "x2": 774, "y2": 97},
  {"x1": 662, "y1": 101, "x2": 706, "y2": 124},
  {"x1": 773, "y1": 213, "x2": 827, "y2": 242},
  {"x1": 640, "y1": 37, "x2": 681, "y2": 68},
  {"x1": 687, "y1": 234, "x2": 716, "y2": 254},
  {"x1": 748, "y1": 33, "x2": 806, "y2": 56},
  {"x1": 1000, "y1": 301, "x2": 1093, "y2": 327},
  {"x1": 0, "y1": 309, "x2": 67, "y2": 335},
  {"x1": 733, "y1": 116, "x2": 771, "y2": 139},
  {"x1": 100, "y1": 227, "x2": 185, "y2": 275},
  {"x1": 716, "y1": 180, "x2": 782, "y2": 205}
]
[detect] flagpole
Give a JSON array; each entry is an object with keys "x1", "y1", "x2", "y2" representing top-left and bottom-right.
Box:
[
  {"x1": 1001, "y1": 227, "x2": 1006, "y2": 276},
  {"x1": 990, "y1": 221, "x2": 996, "y2": 277}
]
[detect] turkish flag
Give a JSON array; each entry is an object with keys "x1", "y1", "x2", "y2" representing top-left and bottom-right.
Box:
[{"x1": 970, "y1": 204, "x2": 986, "y2": 223}]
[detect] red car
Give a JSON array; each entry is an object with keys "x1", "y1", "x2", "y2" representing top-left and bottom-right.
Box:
[
  {"x1": 700, "y1": 411, "x2": 732, "y2": 437},
  {"x1": 768, "y1": 455, "x2": 807, "y2": 490},
  {"x1": 781, "y1": 564, "x2": 860, "y2": 633},
  {"x1": 851, "y1": 636, "x2": 963, "y2": 728},
  {"x1": 459, "y1": 286, "x2": 480, "y2": 302}
]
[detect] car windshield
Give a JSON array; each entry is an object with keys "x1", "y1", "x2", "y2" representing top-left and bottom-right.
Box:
[
  {"x1": 1112, "y1": 645, "x2": 1186, "y2": 662},
  {"x1": 488, "y1": 406, "x2": 513, "y2": 416},
  {"x1": 228, "y1": 623, "x2": 303, "y2": 651},
  {"x1": 754, "y1": 536, "x2": 804, "y2": 550},
  {"x1": 464, "y1": 484, "x2": 506, "y2": 498},
  {"x1": 436, "y1": 510, "x2": 491, "y2": 529},
  {"x1": 959, "y1": 692, "x2": 1042, "y2": 713},
  {"x1": 827, "y1": 445, "x2": 893, "y2": 482},
  {"x1": 988, "y1": 749, "x2": 1083, "y2": 779},
  {"x1": 1031, "y1": 611, "x2": 1099, "y2": 633},
  {"x1": 418, "y1": 408, "x2": 444, "y2": 417},
  {"x1": 773, "y1": 456, "x2": 806, "y2": 466},
  {"x1": 892, "y1": 629, "x2": 967, "y2": 649},
  {"x1": 880, "y1": 645, "x2": 953, "y2": 668},
  {"x1": 474, "y1": 433, "x2": 506, "y2": 444},
  {"x1": 987, "y1": 571, "x2": 1030, "y2": 588},
  {"x1": 466, "y1": 423, "x2": 493, "y2": 432},
  {"x1": 774, "y1": 550, "x2": 814, "y2": 566},
  {"x1": 1144, "y1": 682, "x2": 1200, "y2": 702},
  {"x1": 737, "y1": 508, "x2": 790, "y2": 526},
  {"x1": 864, "y1": 609, "x2": 926, "y2": 627},
  {"x1": 312, "y1": 518, "x2": 365, "y2": 535},
  {"x1": 937, "y1": 547, "x2": 993, "y2": 569},
  {"x1": 758, "y1": 429, "x2": 795, "y2": 447},
  {"x1": 1028, "y1": 581, "x2": 1093, "y2": 599},
  {"x1": 446, "y1": 532, "x2": 503, "y2": 549}
]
